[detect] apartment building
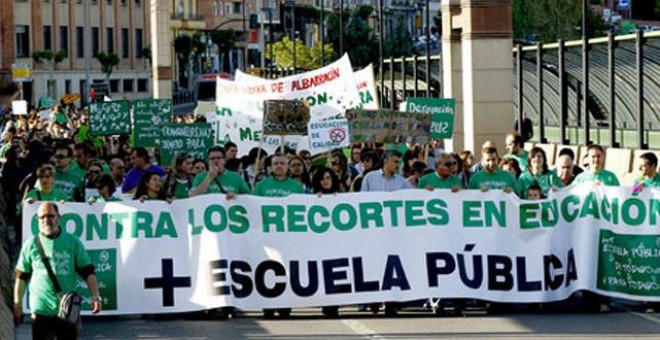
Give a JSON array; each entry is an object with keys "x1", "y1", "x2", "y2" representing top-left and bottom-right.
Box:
[{"x1": 0, "y1": 0, "x2": 152, "y2": 105}]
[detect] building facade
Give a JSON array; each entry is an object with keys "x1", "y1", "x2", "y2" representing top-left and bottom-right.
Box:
[{"x1": 0, "y1": 0, "x2": 153, "y2": 105}]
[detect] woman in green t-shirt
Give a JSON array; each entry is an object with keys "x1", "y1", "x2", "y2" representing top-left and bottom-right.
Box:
[
  {"x1": 133, "y1": 171, "x2": 166, "y2": 201},
  {"x1": 518, "y1": 147, "x2": 563, "y2": 198},
  {"x1": 161, "y1": 153, "x2": 194, "y2": 200}
]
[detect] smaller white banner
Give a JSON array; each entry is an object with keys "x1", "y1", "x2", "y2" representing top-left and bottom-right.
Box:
[
  {"x1": 12, "y1": 100, "x2": 28, "y2": 115},
  {"x1": 308, "y1": 119, "x2": 350, "y2": 154}
]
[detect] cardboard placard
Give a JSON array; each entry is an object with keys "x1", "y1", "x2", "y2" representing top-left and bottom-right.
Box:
[
  {"x1": 346, "y1": 109, "x2": 432, "y2": 144},
  {"x1": 262, "y1": 100, "x2": 310, "y2": 136}
]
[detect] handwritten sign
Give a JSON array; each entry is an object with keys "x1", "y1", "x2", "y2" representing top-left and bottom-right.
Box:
[
  {"x1": 159, "y1": 123, "x2": 214, "y2": 166},
  {"x1": 263, "y1": 100, "x2": 310, "y2": 136},
  {"x1": 346, "y1": 109, "x2": 432, "y2": 144},
  {"x1": 308, "y1": 119, "x2": 350, "y2": 154},
  {"x1": 597, "y1": 230, "x2": 660, "y2": 297},
  {"x1": 12, "y1": 100, "x2": 28, "y2": 115},
  {"x1": 89, "y1": 101, "x2": 131, "y2": 136},
  {"x1": 133, "y1": 99, "x2": 173, "y2": 147},
  {"x1": 406, "y1": 98, "x2": 455, "y2": 139}
]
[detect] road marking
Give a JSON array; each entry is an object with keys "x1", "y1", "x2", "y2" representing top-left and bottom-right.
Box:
[
  {"x1": 341, "y1": 319, "x2": 387, "y2": 340},
  {"x1": 629, "y1": 311, "x2": 660, "y2": 326}
]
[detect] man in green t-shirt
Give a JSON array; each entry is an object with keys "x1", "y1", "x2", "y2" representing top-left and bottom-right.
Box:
[
  {"x1": 14, "y1": 202, "x2": 101, "y2": 338},
  {"x1": 418, "y1": 152, "x2": 462, "y2": 192},
  {"x1": 633, "y1": 152, "x2": 660, "y2": 190},
  {"x1": 469, "y1": 147, "x2": 519, "y2": 195},
  {"x1": 52, "y1": 143, "x2": 85, "y2": 201},
  {"x1": 504, "y1": 133, "x2": 529, "y2": 169},
  {"x1": 252, "y1": 154, "x2": 304, "y2": 197},
  {"x1": 190, "y1": 146, "x2": 250, "y2": 197},
  {"x1": 573, "y1": 144, "x2": 619, "y2": 186}
]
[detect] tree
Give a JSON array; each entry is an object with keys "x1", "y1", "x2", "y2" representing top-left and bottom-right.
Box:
[
  {"x1": 210, "y1": 29, "x2": 236, "y2": 72},
  {"x1": 326, "y1": 5, "x2": 379, "y2": 68},
  {"x1": 173, "y1": 32, "x2": 204, "y2": 88},
  {"x1": 31, "y1": 49, "x2": 67, "y2": 98},
  {"x1": 384, "y1": 17, "x2": 417, "y2": 58},
  {"x1": 266, "y1": 36, "x2": 334, "y2": 69},
  {"x1": 96, "y1": 51, "x2": 120, "y2": 81}
]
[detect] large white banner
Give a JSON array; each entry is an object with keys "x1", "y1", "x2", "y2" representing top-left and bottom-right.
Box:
[
  {"x1": 353, "y1": 64, "x2": 379, "y2": 110},
  {"x1": 22, "y1": 184, "x2": 660, "y2": 315}
]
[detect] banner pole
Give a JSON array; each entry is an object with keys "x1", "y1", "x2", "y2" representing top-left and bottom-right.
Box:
[{"x1": 280, "y1": 136, "x2": 285, "y2": 154}]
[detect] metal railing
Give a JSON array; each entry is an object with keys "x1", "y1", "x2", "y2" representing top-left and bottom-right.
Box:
[
  {"x1": 513, "y1": 30, "x2": 660, "y2": 150},
  {"x1": 378, "y1": 55, "x2": 442, "y2": 110}
]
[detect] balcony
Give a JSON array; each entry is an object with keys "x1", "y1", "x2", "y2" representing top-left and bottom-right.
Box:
[{"x1": 171, "y1": 13, "x2": 206, "y2": 30}]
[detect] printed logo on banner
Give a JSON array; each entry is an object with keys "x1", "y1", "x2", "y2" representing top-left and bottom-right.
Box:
[
  {"x1": 308, "y1": 119, "x2": 350, "y2": 154},
  {"x1": 77, "y1": 249, "x2": 117, "y2": 310}
]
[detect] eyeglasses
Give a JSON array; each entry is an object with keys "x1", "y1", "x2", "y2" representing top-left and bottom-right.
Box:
[
  {"x1": 38, "y1": 214, "x2": 56, "y2": 220},
  {"x1": 443, "y1": 162, "x2": 458, "y2": 167},
  {"x1": 330, "y1": 161, "x2": 340, "y2": 166}
]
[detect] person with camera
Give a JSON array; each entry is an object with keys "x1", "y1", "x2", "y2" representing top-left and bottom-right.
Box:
[{"x1": 14, "y1": 202, "x2": 101, "y2": 339}]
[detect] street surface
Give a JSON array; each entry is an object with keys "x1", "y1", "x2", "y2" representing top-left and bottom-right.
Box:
[{"x1": 15, "y1": 303, "x2": 660, "y2": 339}]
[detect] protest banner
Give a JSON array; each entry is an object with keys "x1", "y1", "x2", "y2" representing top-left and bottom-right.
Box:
[
  {"x1": 159, "y1": 123, "x2": 213, "y2": 166},
  {"x1": 21, "y1": 184, "x2": 660, "y2": 315},
  {"x1": 89, "y1": 101, "x2": 131, "y2": 136},
  {"x1": 308, "y1": 119, "x2": 350, "y2": 154},
  {"x1": 406, "y1": 98, "x2": 456, "y2": 139},
  {"x1": 346, "y1": 109, "x2": 432, "y2": 144},
  {"x1": 133, "y1": 99, "x2": 173, "y2": 147},
  {"x1": 353, "y1": 64, "x2": 379, "y2": 110},
  {"x1": 11, "y1": 100, "x2": 28, "y2": 115},
  {"x1": 263, "y1": 100, "x2": 310, "y2": 136}
]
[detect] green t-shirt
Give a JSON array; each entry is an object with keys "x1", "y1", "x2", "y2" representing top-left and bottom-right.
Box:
[
  {"x1": 16, "y1": 232, "x2": 93, "y2": 317},
  {"x1": 191, "y1": 170, "x2": 250, "y2": 195},
  {"x1": 24, "y1": 189, "x2": 68, "y2": 202},
  {"x1": 505, "y1": 150, "x2": 529, "y2": 169},
  {"x1": 469, "y1": 169, "x2": 519, "y2": 195},
  {"x1": 173, "y1": 179, "x2": 191, "y2": 199},
  {"x1": 0, "y1": 142, "x2": 11, "y2": 160},
  {"x1": 573, "y1": 169, "x2": 620, "y2": 186},
  {"x1": 518, "y1": 171, "x2": 564, "y2": 198},
  {"x1": 252, "y1": 176, "x2": 305, "y2": 197},
  {"x1": 634, "y1": 174, "x2": 660, "y2": 188},
  {"x1": 54, "y1": 167, "x2": 85, "y2": 201},
  {"x1": 418, "y1": 173, "x2": 462, "y2": 190},
  {"x1": 88, "y1": 195, "x2": 122, "y2": 203}
]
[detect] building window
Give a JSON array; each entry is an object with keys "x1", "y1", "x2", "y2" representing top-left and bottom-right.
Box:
[
  {"x1": 59, "y1": 26, "x2": 68, "y2": 53},
  {"x1": 15, "y1": 25, "x2": 30, "y2": 57},
  {"x1": 137, "y1": 78, "x2": 148, "y2": 92},
  {"x1": 123, "y1": 79, "x2": 134, "y2": 92},
  {"x1": 92, "y1": 27, "x2": 99, "y2": 57},
  {"x1": 135, "y1": 0, "x2": 140, "y2": 7},
  {"x1": 121, "y1": 28, "x2": 129, "y2": 58},
  {"x1": 106, "y1": 27, "x2": 114, "y2": 53},
  {"x1": 135, "y1": 29, "x2": 143, "y2": 58},
  {"x1": 65, "y1": 80, "x2": 71, "y2": 94},
  {"x1": 107, "y1": 0, "x2": 112, "y2": 4},
  {"x1": 233, "y1": 2, "x2": 242, "y2": 14},
  {"x1": 110, "y1": 79, "x2": 119, "y2": 93},
  {"x1": 43, "y1": 25, "x2": 52, "y2": 50},
  {"x1": 76, "y1": 26, "x2": 84, "y2": 58},
  {"x1": 79, "y1": 80, "x2": 86, "y2": 95}
]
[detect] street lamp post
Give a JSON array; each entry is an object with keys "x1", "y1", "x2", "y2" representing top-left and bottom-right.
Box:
[
  {"x1": 425, "y1": 0, "x2": 430, "y2": 97},
  {"x1": 320, "y1": 0, "x2": 325, "y2": 65},
  {"x1": 339, "y1": 0, "x2": 344, "y2": 56},
  {"x1": 582, "y1": 0, "x2": 590, "y2": 145}
]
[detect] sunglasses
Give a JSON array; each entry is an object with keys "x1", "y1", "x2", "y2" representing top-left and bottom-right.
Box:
[{"x1": 443, "y1": 162, "x2": 458, "y2": 167}]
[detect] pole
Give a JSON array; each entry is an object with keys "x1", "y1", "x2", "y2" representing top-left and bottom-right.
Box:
[
  {"x1": 292, "y1": 5, "x2": 296, "y2": 73},
  {"x1": 339, "y1": 0, "x2": 344, "y2": 56},
  {"x1": 582, "y1": 0, "x2": 590, "y2": 145},
  {"x1": 84, "y1": 0, "x2": 91, "y2": 105},
  {"x1": 378, "y1": 0, "x2": 384, "y2": 107},
  {"x1": 425, "y1": 0, "x2": 430, "y2": 97},
  {"x1": 320, "y1": 0, "x2": 325, "y2": 65},
  {"x1": 242, "y1": 0, "x2": 247, "y2": 69},
  {"x1": 269, "y1": 8, "x2": 274, "y2": 77}
]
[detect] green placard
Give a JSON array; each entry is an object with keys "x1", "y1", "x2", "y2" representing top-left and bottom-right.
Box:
[
  {"x1": 406, "y1": 98, "x2": 455, "y2": 139},
  {"x1": 89, "y1": 101, "x2": 131, "y2": 136},
  {"x1": 160, "y1": 123, "x2": 214, "y2": 166},
  {"x1": 597, "y1": 229, "x2": 660, "y2": 297},
  {"x1": 133, "y1": 99, "x2": 173, "y2": 147},
  {"x1": 76, "y1": 248, "x2": 117, "y2": 311}
]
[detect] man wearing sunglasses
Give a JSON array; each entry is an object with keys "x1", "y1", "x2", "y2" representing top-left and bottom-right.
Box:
[
  {"x1": 190, "y1": 146, "x2": 250, "y2": 197},
  {"x1": 418, "y1": 153, "x2": 462, "y2": 192},
  {"x1": 52, "y1": 143, "x2": 85, "y2": 201}
]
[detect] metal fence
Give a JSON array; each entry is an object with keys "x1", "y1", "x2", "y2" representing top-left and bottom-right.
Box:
[
  {"x1": 378, "y1": 55, "x2": 442, "y2": 110},
  {"x1": 514, "y1": 31, "x2": 660, "y2": 150}
]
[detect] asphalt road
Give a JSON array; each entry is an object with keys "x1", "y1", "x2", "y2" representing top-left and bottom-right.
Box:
[{"x1": 15, "y1": 303, "x2": 660, "y2": 339}]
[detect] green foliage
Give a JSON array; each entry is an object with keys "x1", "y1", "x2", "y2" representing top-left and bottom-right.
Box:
[
  {"x1": 384, "y1": 18, "x2": 417, "y2": 58},
  {"x1": 142, "y1": 46, "x2": 152, "y2": 64},
  {"x1": 513, "y1": 0, "x2": 608, "y2": 43},
  {"x1": 326, "y1": 5, "x2": 379, "y2": 68},
  {"x1": 174, "y1": 34, "x2": 192, "y2": 56},
  {"x1": 210, "y1": 29, "x2": 237, "y2": 56},
  {"x1": 96, "y1": 51, "x2": 120, "y2": 80},
  {"x1": 266, "y1": 36, "x2": 334, "y2": 69},
  {"x1": 31, "y1": 50, "x2": 67, "y2": 64},
  {"x1": 191, "y1": 31, "x2": 206, "y2": 56}
]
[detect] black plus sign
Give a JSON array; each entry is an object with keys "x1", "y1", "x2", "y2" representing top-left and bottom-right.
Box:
[{"x1": 144, "y1": 258, "x2": 191, "y2": 307}]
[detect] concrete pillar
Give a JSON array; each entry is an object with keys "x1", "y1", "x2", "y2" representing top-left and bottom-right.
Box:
[
  {"x1": 441, "y1": 0, "x2": 464, "y2": 152},
  {"x1": 442, "y1": 0, "x2": 513, "y2": 154},
  {"x1": 150, "y1": 0, "x2": 172, "y2": 99}
]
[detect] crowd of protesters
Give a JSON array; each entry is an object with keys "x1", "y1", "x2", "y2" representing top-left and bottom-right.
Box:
[{"x1": 1, "y1": 102, "x2": 659, "y2": 318}]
